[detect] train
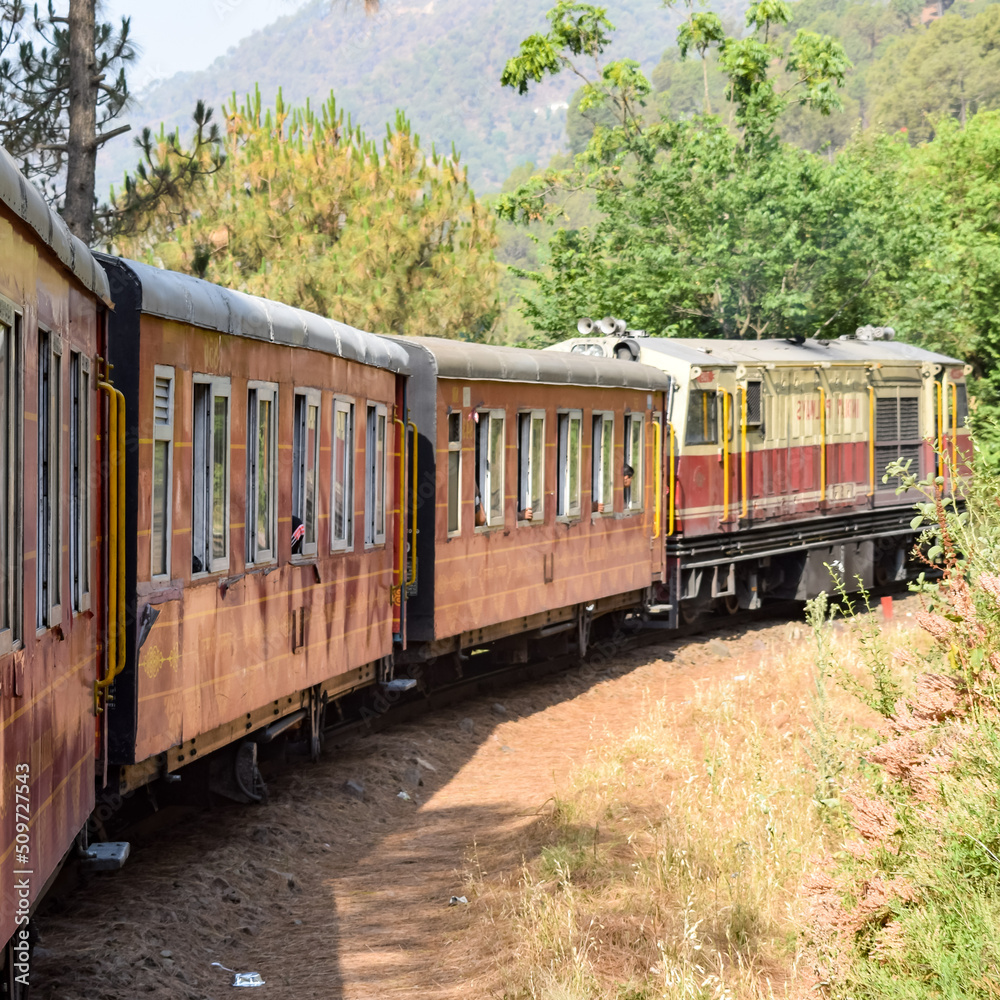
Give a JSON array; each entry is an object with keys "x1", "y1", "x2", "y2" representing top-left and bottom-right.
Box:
[{"x1": 0, "y1": 148, "x2": 971, "y2": 995}]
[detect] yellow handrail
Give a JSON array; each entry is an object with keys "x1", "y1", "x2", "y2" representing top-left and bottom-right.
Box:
[
  {"x1": 867, "y1": 386, "x2": 875, "y2": 497},
  {"x1": 740, "y1": 386, "x2": 748, "y2": 520},
  {"x1": 818, "y1": 386, "x2": 826, "y2": 504},
  {"x1": 936, "y1": 380, "x2": 944, "y2": 482},
  {"x1": 951, "y1": 382, "x2": 958, "y2": 477},
  {"x1": 652, "y1": 420, "x2": 661, "y2": 538},
  {"x1": 407, "y1": 420, "x2": 418, "y2": 588},
  {"x1": 668, "y1": 421, "x2": 676, "y2": 536},
  {"x1": 94, "y1": 379, "x2": 125, "y2": 712},
  {"x1": 721, "y1": 390, "x2": 731, "y2": 522},
  {"x1": 394, "y1": 417, "x2": 405, "y2": 588}
]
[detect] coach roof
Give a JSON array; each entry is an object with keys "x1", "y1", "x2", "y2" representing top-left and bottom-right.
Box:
[
  {"x1": 642, "y1": 337, "x2": 962, "y2": 367},
  {"x1": 0, "y1": 145, "x2": 112, "y2": 305},
  {"x1": 388, "y1": 335, "x2": 672, "y2": 390},
  {"x1": 117, "y1": 258, "x2": 410, "y2": 375}
]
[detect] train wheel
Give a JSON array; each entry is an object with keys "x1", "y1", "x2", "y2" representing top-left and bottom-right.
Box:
[
  {"x1": 679, "y1": 602, "x2": 705, "y2": 625},
  {"x1": 724, "y1": 593, "x2": 740, "y2": 615}
]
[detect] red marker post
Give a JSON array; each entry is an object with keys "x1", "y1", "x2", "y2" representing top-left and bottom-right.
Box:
[{"x1": 880, "y1": 595, "x2": 893, "y2": 621}]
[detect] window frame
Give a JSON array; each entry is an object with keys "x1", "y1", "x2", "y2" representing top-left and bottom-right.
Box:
[
  {"x1": 625, "y1": 412, "x2": 645, "y2": 512},
  {"x1": 476, "y1": 408, "x2": 506, "y2": 530},
  {"x1": 745, "y1": 380, "x2": 763, "y2": 429},
  {"x1": 150, "y1": 364, "x2": 174, "y2": 581},
  {"x1": 556, "y1": 409, "x2": 583, "y2": 519},
  {"x1": 517, "y1": 409, "x2": 545, "y2": 525},
  {"x1": 591, "y1": 411, "x2": 614, "y2": 515},
  {"x1": 246, "y1": 379, "x2": 279, "y2": 566},
  {"x1": 364, "y1": 401, "x2": 388, "y2": 547},
  {"x1": 36, "y1": 327, "x2": 62, "y2": 630},
  {"x1": 291, "y1": 388, "x2": 321, "y2": 559},
  {"x1": 331, "y1": 396, "x2": 355, "y2": 552},
  {"x1": 192, "y1": 374, "x2": 232, "y2": 577},
  {"x1": 71, "y1": 352, "x2": 93, "y2": 607},
  {"x1": 685, "y1": 387, "x2": 719, "y2": 446},
  {"x1": 0, "y1": 300, "x2": 22, "y2": 654},
  {"x1": 446, "y1": 410, "x2": 462, "y2": 536}
]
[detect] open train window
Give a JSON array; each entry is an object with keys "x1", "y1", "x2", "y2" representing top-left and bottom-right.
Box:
[
  {"x1": 150, "y1": 365, "x2": 174, "y2": 581},
  {"x1": 71, "y1": 353, "x2": 93, "y2": 605},
  {"x1": 292, "y1": 389, "x2": 320, "y2": 558},
  {"x1": 192, "y1": 375, "x2": 231, "y2": 575},
  {"x1": 955, "y1": 384, "x2": 969, "y2": 426},
  {"x1": 517, "y1": 410, "x2": 545, "y2": 523},
  {"x1": 332, "y1": 399, "x2": 355, "y2": 550},
  {"x1": 625, "y1": 413, "x2": 644, "y2": 511},
  {"x1": 592, "y1": 412, "x2": 614, "y2": 514},
  {"x1": 36, "y1": 328, "x2": 61, "y2": 629},
  {"x1": 247, "y1": 381, "x2": 278, "y2": 564},
  {"x1": 557, "y1": 410, "x2": 582, "y2": 518},
  {"x1": 365, "y1": 402, "x2": 387, "y2": 546},
  {"x1": 447, "y1": 411, "x2": 462, "y2": 535},
  {"x1": 685, "y1": 388, "x2": 718, "y2": 446},
  {"x1": 875, "y1": 393, "x2": 921, "y2": 490},
  {"x1": 475, "y1": 409, "x2": 505, "y2": 528},
  {"x1": 0, "y1": 302, "x2": 22, "y2": 653}
]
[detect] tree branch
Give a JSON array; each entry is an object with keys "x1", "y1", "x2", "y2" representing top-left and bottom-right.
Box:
[{"x1": 93, "y1": 123, "x2": 131, "y2": 146}]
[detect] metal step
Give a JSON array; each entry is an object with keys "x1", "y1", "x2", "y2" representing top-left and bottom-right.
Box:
[{"x1": 79, "y1": 841, "x2": 130, "y2": 872}]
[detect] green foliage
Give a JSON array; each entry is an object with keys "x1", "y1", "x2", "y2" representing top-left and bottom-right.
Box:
[
  {"x1": 112, "y1": 89, "x2": 499, "y2": 339},
  {"x1": 806, "y1": 457, "x2": 1000, "y2": 997}
]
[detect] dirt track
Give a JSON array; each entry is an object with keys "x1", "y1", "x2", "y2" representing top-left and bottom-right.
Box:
[{"x1": 32, "y1": 617, "x2": 819, "y2": 999}]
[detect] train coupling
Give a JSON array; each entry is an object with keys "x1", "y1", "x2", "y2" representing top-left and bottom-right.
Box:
[{"x1": 78, "y1": 841, "x2": 130, "y2": 872}]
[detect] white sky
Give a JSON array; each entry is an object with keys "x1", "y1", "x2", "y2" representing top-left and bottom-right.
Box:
[{"x1": 102, "y1": 0, "x2": 313, "y2": 88}]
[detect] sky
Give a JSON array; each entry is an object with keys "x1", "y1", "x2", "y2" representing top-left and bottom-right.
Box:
[{"x1": 102, "y1": 0, "x2": 312, "y2": 89}]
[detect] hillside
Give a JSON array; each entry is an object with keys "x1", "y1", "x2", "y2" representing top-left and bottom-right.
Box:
[{"x1": 98, "y1": 0, "x2": 737, "y2": 197}]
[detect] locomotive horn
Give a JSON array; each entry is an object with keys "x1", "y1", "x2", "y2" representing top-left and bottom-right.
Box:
[
  {"x1": 613, "y1": 317, "x2": 627, "y2": 335},
  {"x1": 577, "y1": 317, "x2": 595, "y2": 335},
  {"x1": 597, "y1": 316, "x2": 618, "y2": 335}
]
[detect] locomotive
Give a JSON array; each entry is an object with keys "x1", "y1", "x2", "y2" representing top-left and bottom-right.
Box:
[{"x1": 0, "y1": 147, "x2": 970, "y2": 994}]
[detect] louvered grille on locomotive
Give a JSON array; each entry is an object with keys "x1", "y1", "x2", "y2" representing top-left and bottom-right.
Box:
[
  {"x1": 154, "y1": 375, "x2": 171, "y2": 426},
  {"x1": 875, "y1": 394, "x2": 922, "y2": 489},
  {"x1": 745, "y1": 381, "x2": 762, "y2": 426}
]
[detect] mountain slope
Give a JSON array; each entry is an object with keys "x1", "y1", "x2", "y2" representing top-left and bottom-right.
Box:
[{"x1": 98, "y1": 0, "x2": 693, "y2": 196}]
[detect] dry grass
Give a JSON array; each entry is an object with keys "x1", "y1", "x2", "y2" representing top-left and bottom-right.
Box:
[{"x1": 462, "y1": 620, "x2": 923, "y2": 1000}]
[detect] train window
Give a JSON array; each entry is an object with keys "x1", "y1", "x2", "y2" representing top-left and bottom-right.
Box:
[
  {"x1": 36, "y1": 329, "x2": 62, "y2": 628},
  {"x1": 745, "y1": 381, "x2": 763, "y2": 428},
  {"x1": 247, "y1": 381, "x2": 278, "y2": 565},
  {"x1": 447, "y1": 411, "x2": 462, "y2": 535},
  {"x1": 192, "y1": 375, "x2": 231, "y2": 575},
  {"x1": 150, "y1": 365, "x2": 174, "y2": 580},
  {"x1": 292, "y1": 389, "x2": 320, "y2": 558},
  {"x1": 875, "y1": 393, "x2": 921, "y2": 489},
  {"x1": 592, "y1": 412, "x2": 614, "y2": 513},
  {"x1": 557, "y1": 411, "x2": 582, "y2": 517},
  {"x1": 955, "y1": 384, "x2": 969, "y2": 426},
  {"x1": 685, "y1": 389, "x2": 718, "y2": 446},
  {"x1": 71, "y1": 353, "x2": 93, "y2": 606},
  {"x1": 0, "y1": 304, "x2": 22, "y2": 653},
  {"x1": 365, "y1": 402, "x2": 387, "y2": 546},
  {"x1": 475, "y1": 409, "x2": 505, "y2": 528},
  {"x1": 625, "y1": 413, "x2": 644, "y2": 510},
  {"x1": 517, "y1": 410, "x2": 545, "y2": 523},
  {"x1": 332, "y1": 399, "x2": 355, "y2": 550}
]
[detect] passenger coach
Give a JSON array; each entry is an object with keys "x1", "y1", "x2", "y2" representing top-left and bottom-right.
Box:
[
  {"x1": 97, "y1": 257, "x2": 410, "y2": 794},
  {"x1": 388, "y1": 337, "x2": 671, "y2": 669}
]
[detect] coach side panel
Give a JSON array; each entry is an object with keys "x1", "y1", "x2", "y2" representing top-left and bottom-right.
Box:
[
  {"x1": 126, "y1": 317, "x2": 400, "y2": 763},
  {"x1": 0, "y1": 209, "x2": 100, "y2": 948}
]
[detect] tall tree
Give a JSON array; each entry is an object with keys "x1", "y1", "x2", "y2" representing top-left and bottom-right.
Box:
[
  {"x1": 112, "y1": 90, "x2": 499, "y2": 339},
  {"x1": 0, "y1": 0, "x2": 132, "y2": 240}
]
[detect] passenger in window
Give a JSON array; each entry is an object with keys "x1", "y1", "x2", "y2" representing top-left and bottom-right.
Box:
[
  {"x1": 291, "y1": 515, "x2": 304, "y2": 555},
  {"x1": 622, "y1": 463, "x2": 634, "y2": 508},
  {"x1": 474, "y1": 481, "x2": 487, "y2": 527},
  {"x1": 592, "y1": 498, "x2": 604, "y2": 514},
  {"x1": 518, "y1": 504, "x2": 533, "y2": 521}
]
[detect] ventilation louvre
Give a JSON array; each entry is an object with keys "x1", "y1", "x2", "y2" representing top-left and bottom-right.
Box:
[{"x1": 154, "y1": 376, "x2": 171, "y2": 426}]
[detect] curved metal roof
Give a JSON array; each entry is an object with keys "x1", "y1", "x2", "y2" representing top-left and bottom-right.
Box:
[
  {"x1": 118, "y1": 258, "x2": 410, "y2": 374},
  {"x1": 386, "y1": 336, "x2": 672, "y2": 390},
  {"x1": 0, "y1": 145, "x2": 111, "y2": 305}
]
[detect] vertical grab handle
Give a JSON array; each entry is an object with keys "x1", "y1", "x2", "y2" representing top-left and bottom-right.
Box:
[
  {"x1": 867, "y1": 386, "x2": 875, "y2": 497},
  {"x1": 668, "y1": 422, "x2": 676, "y2": 536},
  {"x1": 740, "y1": 386, "x2": 748, "y2": 520},
  {"x1": 95, "y1": 378, "x2": 125, "y2": 713},
  {"x1": 950, "y1": 382, "x2": 958, "y2": 480},
  {"x1": 936, "y1": 380, "x2": 945, "y2": 484},
  {"x1": 407, "y1": 421, "x2": 418, "y2": 588},
  {"x1": 720, "y1": 389, "x2": 731, "y2": 522}
]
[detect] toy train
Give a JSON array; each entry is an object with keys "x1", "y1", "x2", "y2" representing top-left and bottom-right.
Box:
[{"x1": 0, "y1": 148, "x2": 971, "y2": 994}]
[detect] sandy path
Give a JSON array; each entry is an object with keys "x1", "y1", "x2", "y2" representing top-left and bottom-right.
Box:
[{"x1": 31, "y1": 619, "x2": 802, "y2": 999}]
